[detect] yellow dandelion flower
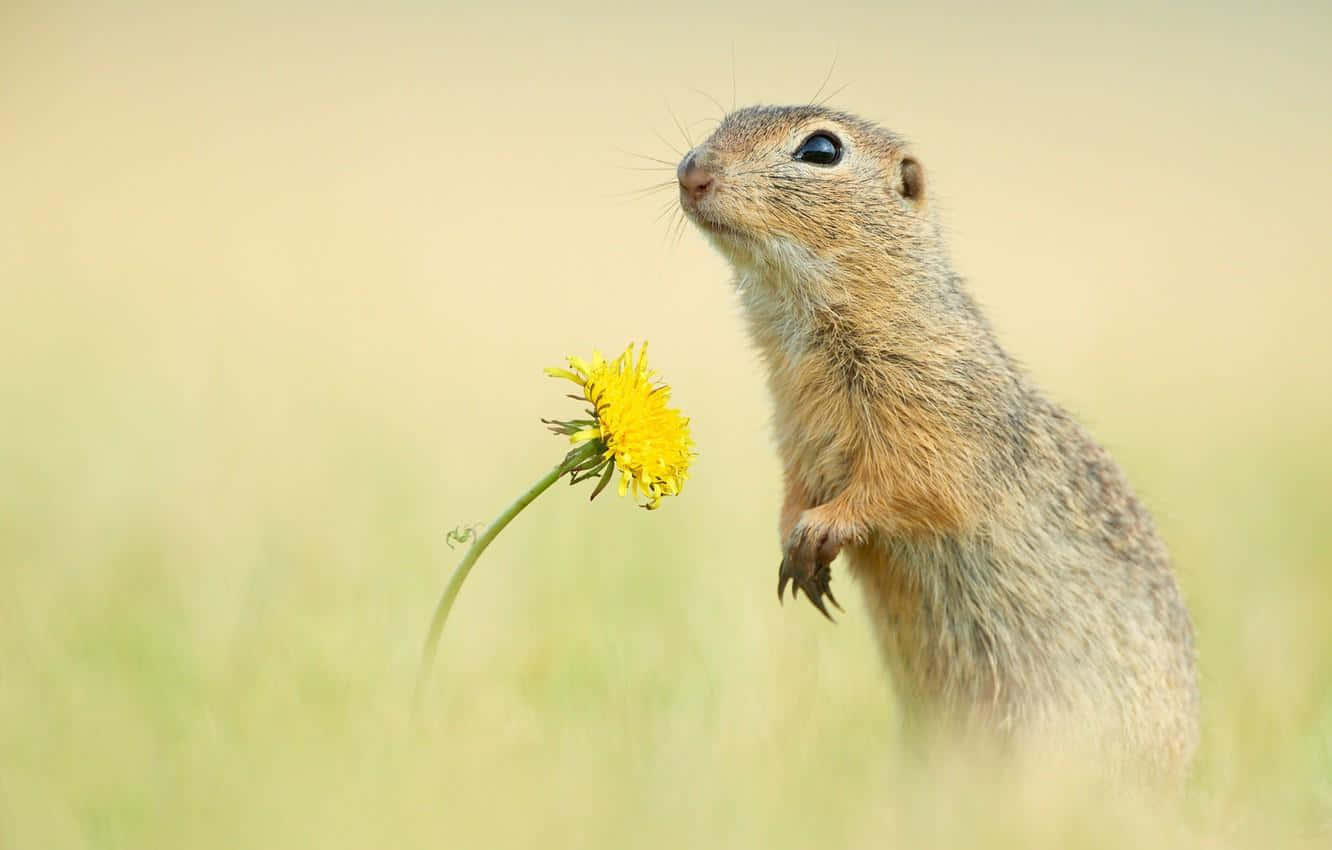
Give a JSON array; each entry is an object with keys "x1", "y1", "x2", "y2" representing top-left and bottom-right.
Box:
[
  {"x1": 545, "y1": 342, "x2": 694, "y2": 510},
  {"x1": 416, "y1": 341, "x2": 694, "y2": 713}
]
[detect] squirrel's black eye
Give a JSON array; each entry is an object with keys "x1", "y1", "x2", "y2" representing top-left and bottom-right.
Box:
[{"x1": 793, "y1": 132, "x2": 842, "y2": 166}]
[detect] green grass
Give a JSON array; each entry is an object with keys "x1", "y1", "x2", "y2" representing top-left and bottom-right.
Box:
[{"x1": 2, "y1": 349, "x2": 1329, "y2": 847}]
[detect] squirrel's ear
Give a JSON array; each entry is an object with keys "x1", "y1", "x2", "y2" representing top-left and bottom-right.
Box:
[{"x1": 898, "y1": 157, "x2": 925, "y2": 203}]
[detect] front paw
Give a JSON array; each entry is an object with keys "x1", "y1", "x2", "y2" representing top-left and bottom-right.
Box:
[{"x1": 777, "y1": 519, "x2": 845, "y2": 621}]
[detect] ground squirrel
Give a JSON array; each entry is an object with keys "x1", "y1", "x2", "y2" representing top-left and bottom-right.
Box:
[{"x1": 677, "y1": 105, "x2": 1200, "y2": 774}]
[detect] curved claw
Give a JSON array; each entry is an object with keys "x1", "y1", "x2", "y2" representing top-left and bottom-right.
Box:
[
  {"x1": 804, "y1": 562, "x2": 836, "y2": 622},
  {"x1": 777, "y1": 550, "x2": 840, "y2": 622},
  {"x1": 826, "y1": 584, "x2": 843, "y2": 613}
]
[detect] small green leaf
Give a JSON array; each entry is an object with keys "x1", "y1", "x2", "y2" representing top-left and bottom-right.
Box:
[{"x1": 589, "y1": 459, "x2": 616, "y2": 501}]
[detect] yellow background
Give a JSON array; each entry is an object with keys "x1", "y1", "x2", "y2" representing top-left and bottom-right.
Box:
[{"x1": 2, "y1": 2, "x2": 1329, "y2": 846}]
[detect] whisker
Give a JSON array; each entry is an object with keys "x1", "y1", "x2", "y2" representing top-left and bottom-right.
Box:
[
  {"x1": 810, "y1": 48, "x2": 840, "y2": 105},
  {"x1": 610, "y1": 180, "x2": 678, "y2": 201},
  {"x1": 614, "y1": 148, "x2": 679, "y2": 169},
  {"x1": 665, "y1": 100, "x2": 694, "y2": 149},
  {"x1": 651, "y1": 128, "x2": 684, "y2": 158},
  {"x1": 816, "y1": 80, "x2": 852, "y2": 108},
  {"x1": 653, "y1": 196, "x2": 680, "y2": 224},
  {"x1": 689, "y1": 86, "x2": 728, "y2": 118},
  {"x1": 661, "y1": 206, "x2": 685, "y2": 249},
  {"x1": 670, "y1": 208, "x2": 688, "y2": 250}
]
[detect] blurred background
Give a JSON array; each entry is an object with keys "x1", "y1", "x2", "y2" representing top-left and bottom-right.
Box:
[{"x1": 2, "y1": 1, "x2": 1329, "y2": 847}]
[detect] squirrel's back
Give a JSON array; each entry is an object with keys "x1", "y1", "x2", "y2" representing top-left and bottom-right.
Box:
[{"x1": 677, "y1": 105, "x2": 1200, "y2": 774}]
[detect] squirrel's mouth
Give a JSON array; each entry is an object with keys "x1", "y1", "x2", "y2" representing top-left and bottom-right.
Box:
[{"x1": 681, "y1": 202, "x2": 752, "y2": 246}]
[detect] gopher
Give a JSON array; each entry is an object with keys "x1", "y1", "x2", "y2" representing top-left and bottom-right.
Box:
[{"x1": 676, "y1": 105, "x2": 1200, "y2": 775}]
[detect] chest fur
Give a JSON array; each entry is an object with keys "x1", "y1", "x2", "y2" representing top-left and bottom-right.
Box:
[{"x1": 754, "y1": 324, "x2": 860, "y2": 502}]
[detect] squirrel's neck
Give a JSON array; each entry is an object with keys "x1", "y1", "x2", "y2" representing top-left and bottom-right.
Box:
[
  {"x1": 735, "y1": 258, "x2": 1002, "y2": 378},
  {"x1": 737, "y1": 259, "x2": 1035, "y2": 499}
]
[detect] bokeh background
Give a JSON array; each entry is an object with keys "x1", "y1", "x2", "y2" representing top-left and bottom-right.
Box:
[{"x1": 3, "y1": 1, "x2": 1330, "y2": 847}]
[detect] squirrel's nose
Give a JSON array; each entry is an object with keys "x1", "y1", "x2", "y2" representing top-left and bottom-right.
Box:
[{"x1": 677, "y1": 152, "x2": 714, "y2": 201}]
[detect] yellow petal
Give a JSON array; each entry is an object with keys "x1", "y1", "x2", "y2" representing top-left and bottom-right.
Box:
[
  {"x1": 570, "y1": 428, "x2": 601, "y2": 444},
  {"x1": 544, "y1": 367, "x2": 584, "y2": 383}
]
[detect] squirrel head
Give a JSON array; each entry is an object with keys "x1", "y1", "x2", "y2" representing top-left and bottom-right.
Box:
[{"x1": 678, "y1": 105, "x2": 941, "y2": 301}]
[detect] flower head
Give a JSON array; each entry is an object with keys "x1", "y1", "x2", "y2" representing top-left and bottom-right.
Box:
[{"x1": 545, "y1": 342, "x2": 694, "y2": 509}]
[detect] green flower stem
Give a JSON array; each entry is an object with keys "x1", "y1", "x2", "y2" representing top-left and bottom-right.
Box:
[{"x1": 414, "y1": 439, "x2": 604, "y2": 717}]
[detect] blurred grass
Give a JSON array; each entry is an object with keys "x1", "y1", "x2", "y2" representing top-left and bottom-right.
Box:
[{"x1": 2, "y1": 2, "x2": 1331, "y2": 848}]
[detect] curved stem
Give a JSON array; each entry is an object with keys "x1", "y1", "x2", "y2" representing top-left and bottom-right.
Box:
[{"x1": 413, "y1": 440, "x2": 603, "y2": 718}]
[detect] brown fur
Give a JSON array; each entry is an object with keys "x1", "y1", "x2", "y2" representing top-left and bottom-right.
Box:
[{"x1": 678, "y1": 105, "x2": 1200, "y2": 776}]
